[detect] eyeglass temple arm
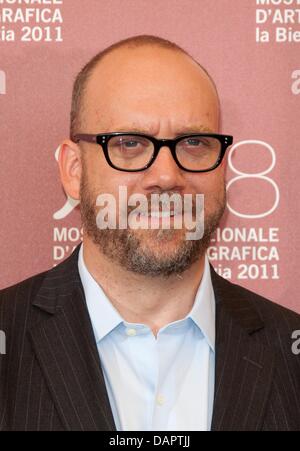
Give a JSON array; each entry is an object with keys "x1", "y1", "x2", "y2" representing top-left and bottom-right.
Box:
[{"x1": 73, "y1": 134, "x2": 98, "y2": 144}]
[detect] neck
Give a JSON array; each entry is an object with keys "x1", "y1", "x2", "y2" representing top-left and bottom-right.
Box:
[{"x1": 82, "y1": 236, "x2": 206, "y2": 336}]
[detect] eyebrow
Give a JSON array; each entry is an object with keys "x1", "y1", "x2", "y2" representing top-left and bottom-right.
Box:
[
  {"x1": 112, "y1": 125, "x2": 215, "y2": 136},
  {"x1": 174, "y1": 125, "x2": 214, "y2": 135}
]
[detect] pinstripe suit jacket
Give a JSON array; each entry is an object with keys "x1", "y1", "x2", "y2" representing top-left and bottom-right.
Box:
[{"x1": 0, "y1": 245, "x2": 299, "y2": 431}]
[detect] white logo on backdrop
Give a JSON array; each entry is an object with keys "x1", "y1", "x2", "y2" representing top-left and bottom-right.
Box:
[
  {"x1": 53, "y1": 141, "x2": 280, "y2": 220},
  {"x1": 53, "y1": 145, "x2": 79, "y2": 220},
  {"x1": 291, "y1": 70, "x2": 300, "y2": 95},
  {"x1": 227, "y1": 140, "x2": 280, "y2": 219},
  {"x1": 0, "y1": 70, "x2": 6, "y2": 95},
  {"x1": 291, "y1": 330, "x2": 300, "y2": 356},
  {"x1": 0, "y1": 330, "x2": 6, "y2": 355}
]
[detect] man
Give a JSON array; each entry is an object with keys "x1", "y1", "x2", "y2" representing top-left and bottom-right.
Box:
[{"x1": 0, "y1": 35, "x2": 299, "y2": 431}]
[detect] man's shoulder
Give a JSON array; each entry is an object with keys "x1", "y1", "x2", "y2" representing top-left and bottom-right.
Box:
[
  {"x1": 239, "y1": 279, "x2": 299, "y2": 328},
  {"x1": 211, "y1": 266, "x2": 300, "y2": 333},
  {"x1": 0, "y1": 247, "x2": 80, "y2": 318},
  {"x1": 0, "y1": 269, "x2": 50, "y2": 317},
  {"x1": 212, "y1": 268, "x2": 300, "y2": 400}
]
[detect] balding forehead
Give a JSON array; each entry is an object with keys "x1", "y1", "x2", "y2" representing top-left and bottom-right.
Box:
[
  {"x1": 91, "y1": 44, "x2": 215, "y2": 85},
  {"x1": 70, "y1": 36, "x2": 220, "y2": 139},
  {"x1": 75, "y1": 44, "x2": 220, "y2": 137},
  {"x1": 86, "y1": 45, "x2": 219, "y2": 106}
]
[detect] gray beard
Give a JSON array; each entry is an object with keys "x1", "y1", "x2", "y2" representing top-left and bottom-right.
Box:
[{"x1": 79, "y1": 172, "x2": 225, "y2": 279}]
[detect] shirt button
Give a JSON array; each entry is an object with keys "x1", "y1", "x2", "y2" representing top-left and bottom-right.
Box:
[
  {"x1": 126, "y1": 328, "x2": 137, "y2": 337},
  {"x1": 156, "y1": 394, "x2": 165, "y2": 406}
]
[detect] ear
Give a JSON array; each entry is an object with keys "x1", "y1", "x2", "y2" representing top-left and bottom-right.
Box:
[{"x1": 58, "y1": 139, "x2": 82, "y2": 200}]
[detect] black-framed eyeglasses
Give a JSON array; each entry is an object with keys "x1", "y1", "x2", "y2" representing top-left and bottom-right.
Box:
[{"x1": 72, "y1": 132, "x2": 233, "y2": 173}]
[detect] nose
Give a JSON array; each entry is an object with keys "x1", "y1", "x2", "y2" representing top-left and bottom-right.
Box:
[{"x1": 140, "y1": 145, "x2": 186, "y2": 193}]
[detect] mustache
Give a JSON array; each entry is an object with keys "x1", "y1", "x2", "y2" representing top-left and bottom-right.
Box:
[{"x1": 124, "y1": 192, "x2": 202, "y2": 216}]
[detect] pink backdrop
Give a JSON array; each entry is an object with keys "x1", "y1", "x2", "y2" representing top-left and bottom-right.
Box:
[{"x1": 1, "y1": 0, "x2": 299, "y2": 313}]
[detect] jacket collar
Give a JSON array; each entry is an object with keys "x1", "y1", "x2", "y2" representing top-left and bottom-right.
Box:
[
  {"x1": 30, "y1": 244, "x2": 116, "y2": 431},
  {"x1": 210, "y1": 267, "x2": 274, "y2": 431}
]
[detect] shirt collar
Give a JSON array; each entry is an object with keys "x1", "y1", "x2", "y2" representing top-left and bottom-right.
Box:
[
  {"x1": 78, "y1": 244, "x2": 123, "y2": 343},
  {"x1": 188, "y1": 253, "x2": 215, "y2": 351},
  {"x1": 78, "y1": 243, "x2": 215, "y2": 351}
]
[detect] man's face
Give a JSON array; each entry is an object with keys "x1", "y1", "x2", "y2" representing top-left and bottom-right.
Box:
[{"x1": 79, "y1": 46, "x2": 226, "y2": 277}]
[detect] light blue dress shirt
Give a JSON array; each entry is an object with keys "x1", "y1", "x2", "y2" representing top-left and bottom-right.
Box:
[{"x1": 78, "y1": 244, "x2": 215, "y2": 431}]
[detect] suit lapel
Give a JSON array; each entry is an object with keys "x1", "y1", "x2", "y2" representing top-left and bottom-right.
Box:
[
  {"x1": 29, "y1": 246, "x2": 116, "y2": 431},
  {"x1": 210, "y1": 267, "x2": 275, "y2": 431}
]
